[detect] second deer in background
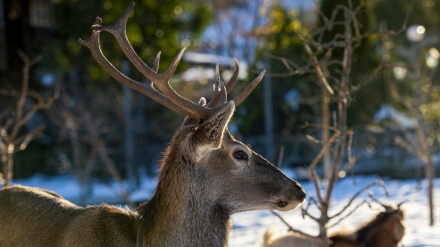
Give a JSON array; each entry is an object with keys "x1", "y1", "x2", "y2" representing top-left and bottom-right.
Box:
[{"x1": 263, "y1": 203, "x2": 405, "y2": 247}]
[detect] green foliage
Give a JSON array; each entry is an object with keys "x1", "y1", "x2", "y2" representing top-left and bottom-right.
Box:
[
  {"x1": 265, "y1": 3, "x2": 306, "y2": 51},
  {"x1": 240, "y1": 2, "x2": 311, "y2": 136},
  {"x1": 373, "y1": 0, "x2": 439, "y2": 31},
  {"x1": 318, "y1": 0, "x2": 381, "y2": 127},
  {"x1": 11, "y1": 0, "x2": 212, "y2": 178},
  {"x1": 244, "y1": 0, "x2": 380, "y2": 136},
  {"x1": 44, "y1": 0, "x2": 211, "y2": 83},
  {"x1": 373, "y1": 0, "x2": 440, "y2": 124}
]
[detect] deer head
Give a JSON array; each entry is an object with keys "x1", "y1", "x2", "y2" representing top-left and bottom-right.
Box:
[
  {"x1": 79, "y1": 3, "x2": 306, "y2": 246},
  {"x1": 355, "y1": 200, "x2": 406, "y2": 247}
]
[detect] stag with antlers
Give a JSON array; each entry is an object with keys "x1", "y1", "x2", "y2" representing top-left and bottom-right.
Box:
[{"x1": 0, "y1": 3, "x2": 305, "y2": 247}]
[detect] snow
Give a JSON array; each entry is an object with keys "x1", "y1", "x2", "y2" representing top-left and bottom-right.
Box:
[
  {"x1": 374, "y1": 104, "x2": 417, "y2": 128},
  {"x1": 9, "y1": 174, "x2": 440, "y2": 247},
  {"x1": 231, "y1": 177, "x2": 440, "y2": 247}
]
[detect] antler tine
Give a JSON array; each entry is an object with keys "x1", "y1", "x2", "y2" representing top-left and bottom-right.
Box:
[
  {"x1": 152, "y1": 52, "x2": 161, "y2": 74},
  {"x1": 144, "y1": 51, "x2": 160, "y2": 85},
  {"x1": 96, "y1": 2, "x2": 160, "y2": 82},
  {"x1": 225, "y1": 58, "x2": 240, "y2": 92},
  {"x1": 198, "y1": 97, "x2": 207, "y2": 106},
  {"x1": 397, "y1": 199, "x2": 409, "y2": 208},
  {"x1": 368, "y1": 192, "x2": 390, "y2": 210},
  {"x1": 209, "y1": 60, "x2": 264, "y2": 107},
  {"x1": 232, "y1": 70, "x2": 266, "y2": 106},
  {"x1": 81, "y1": 3, "x2": 267, "y2": 120},
  {"x1": 79, "y1": 32, "x2": 190, "y2": 117},
  {"x1": 149, "y1": 49, "x2": 210, "y2": 118},
  {"x1": 207, "y1": 64, "x2": 227, "y2": 108},
  {"x1": 81, "y1": 3, "x2": 217, "y2": 119}
]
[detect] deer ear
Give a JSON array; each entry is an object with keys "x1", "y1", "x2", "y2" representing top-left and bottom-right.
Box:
[{"x1": 191, "y1": 101, "x2": 235, "y2": 152}]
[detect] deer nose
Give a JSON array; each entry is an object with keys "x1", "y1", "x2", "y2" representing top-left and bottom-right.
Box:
[
  {"x1": 298, "y1": 188, "x2": 306, "y2": 200},
  {"x1": 294, "y1": 183, "x2": 306, "y2": 200}
]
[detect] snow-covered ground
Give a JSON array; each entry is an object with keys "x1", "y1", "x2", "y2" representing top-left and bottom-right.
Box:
[
  {"x1": 10, "y1": 174, "x2": 440, "y2": 247},
  {"x1": 231, "y1": 176, "x2": 440, "y2": 247}
]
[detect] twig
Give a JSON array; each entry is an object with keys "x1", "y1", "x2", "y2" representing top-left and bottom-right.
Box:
[
  {"x1": 270, "y1": 211, "x2": 318, "y2": 239},
  {"x1": 301, "y1": 196, "x2": 320, "y2": 221},
  {"x1": 327, "y1": 199, "x2": 369, "y2": 229},
  {"x1": 345, "y1": 130, "x2": 356, "y2": 180},
  {"x1": 302, "y1": 39, "x2": 334, "y2": 95},
  {"x1": 302, "y1": 208, "x2": 319, "y2": 222},
  {"x1": 330, "y1": 179, "x2": 389, "y2": 219},
  {"x1": 276, "y1": 146, "x2": 285, "y2": 168},
  {"x1": 302, "y1": 122, "x2": 341, "y2": 134},
  {"x1": 368, "y1": 192, "x2": 393, "y2": 209},
  {"x1": 309, "y1": 132, "x2": 341, "y2": 204}
]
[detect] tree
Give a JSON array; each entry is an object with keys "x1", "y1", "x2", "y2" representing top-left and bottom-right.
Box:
[
  {"x1": 38, "y1": 0, "x2": 212, "y2": 182},
  {"x1": 373, "y1": 0, "x2": 439, "y2": 226},
  {"x1": 257, "y1": 1, "x2": 406, "y2": 245},
  {"x1": 51, "y1": 86, "x2": 132, "y2": 205},
  {"x1": 391, "y1": 29, "x2": 439, "y2": 227},
  {"x1": 0, "y1": 52, "x2": 58, "y2": 186}
]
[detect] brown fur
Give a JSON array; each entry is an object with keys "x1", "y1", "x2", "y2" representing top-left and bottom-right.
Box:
[
  {"x1": 329, "y1": 235, "x2": 363, "y2": 247},
  {"x1": 0, "y1": 185, "x2": 138, "y2": 247},
  {"x1": 262, "y1": 206, "x2": 405, "y2": 247},
  {"x1": 351, "y1": 206, "x2": 405, "y2": 247},
  {"x1": 263, "y1": 228, "x2": 323, "y2": 247}
]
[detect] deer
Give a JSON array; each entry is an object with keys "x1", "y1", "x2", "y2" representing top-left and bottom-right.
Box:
[
  {"x1": 262, "y1": 202, "x2": 405, "y2": 247},
  {"x1": 335, "y1": 202, "x2": 406, "y2": 247},
  {"x1": 0, "y1": 3, "x2": 306, "y2": 247}
]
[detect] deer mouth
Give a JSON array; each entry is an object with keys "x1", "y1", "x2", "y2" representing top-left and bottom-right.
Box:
[
  {"x1": 277, "y1": 200, "x2": 289, "y2": 209},
  {"x1": 272, "y1": 186, "x2": 306, "y2": 211},
  {"x1": 273, "y1": 198, "x2": 303, "y2": 212}
]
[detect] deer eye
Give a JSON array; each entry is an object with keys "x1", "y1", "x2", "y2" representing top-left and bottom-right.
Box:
[{"x1": 233, "y1": 150, "x2": 248, "y2": 161}]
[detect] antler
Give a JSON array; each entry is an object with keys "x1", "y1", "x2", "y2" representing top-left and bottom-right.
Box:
[
  {"x1": 397, "y1": 199, "x2": 409, "y2": 208},
  {"x1": 368, "y1": 192, "x2": 395, "y2": 212},
  {"x1": 79, "y1": 3, "x2": 265, "y2": 120}
]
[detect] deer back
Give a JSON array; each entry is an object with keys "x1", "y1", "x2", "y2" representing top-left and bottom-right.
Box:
[
  {"x1": 329, "y1": 235, "x2": 364, "y2": 247},
  {"x1": 0, "y1": 185, "x2": 138, "y2": 247},
  {"x1": 262, "y1": 228, "x2": 323, "y2": 247}
]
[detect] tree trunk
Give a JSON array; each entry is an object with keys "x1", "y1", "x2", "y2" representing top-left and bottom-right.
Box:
[
  {"x1": 321, "y1": 87, "x2": 331, "y2": 179},
  {"x1": 2, "y1": 143, "x2": 14, "y2": 187},
  {"x1": 415, "y1": 113, "x2": 435, "y2": 226},
  {"x1": 319, "y1": 203, "x2": 329, "y2": 247},
  {"x1": 426, "y1": 155, "x2": 435, "y2": 226},
  {"x1": 122, "y1": 60, "x2": 136, "y2": 190},
  {"x1": 264, "y1": 53, "x2": 275, "y2": 162}
]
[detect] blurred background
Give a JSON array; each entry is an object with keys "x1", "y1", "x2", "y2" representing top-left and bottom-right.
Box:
[{"x1": 0, "y1": 0, "x2": 439, "y2": 195}]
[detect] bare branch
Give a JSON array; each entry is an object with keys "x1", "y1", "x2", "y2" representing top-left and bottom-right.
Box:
[
  {"x1": 327, "y1": 199, "x2": 369, "y2": 229},
  {"x1": 301, "y1": 38, "x2": 334, "y2": 95},
  {"x1": 276, "y1": 146, "x2": 285, "y2": 168},
  {"x1": 302, "y1": 196, "x2": 321, "y2": 221},
  {"x1": 309, "y1": 132, "x2": 341, "y2": 204},
  {"x1": 329, "y1": 179, "x2": 389, "y2": 219},
  {"x1": 13, "y1": 125, "x2": 45, "y2": 151},
  {"x1": 271, "y1": 211, "x2": 319, "y2": 239}
]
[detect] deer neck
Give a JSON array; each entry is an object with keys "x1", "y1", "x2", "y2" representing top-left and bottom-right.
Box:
[{"x1": 138, "y1": 146, "x2": 232, "y2": 247}]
